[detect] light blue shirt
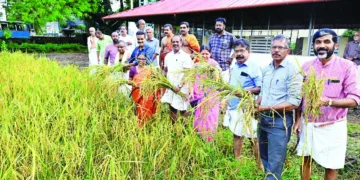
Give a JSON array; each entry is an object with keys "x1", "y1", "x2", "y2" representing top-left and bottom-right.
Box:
[
  {"x1": 146, "y1": 37, "x2": 160, "y2": 66},
  {"x1": 260, "y1": 58, "x2": 302, "y2": 107},
  {"x1": 228, "y1": 60, "x2": 262, "y2": 110}
]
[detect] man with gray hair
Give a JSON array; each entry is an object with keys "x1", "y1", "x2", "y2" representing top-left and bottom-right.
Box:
[
  {"x1": 118, "y1": 26, "x2": 135, "y2": 54},
  {"x1": 256, "y1": 34, "x2": 303, "y2": 180},
  {"x1": 104, "y1": 32, "x2": 120, "y2": 66},
  {"x1": 87, "y1": 27, "x2": 98, "y2": 66},
  {"x1": 145, "y1": 27, "x2": 160, "y2": 67},
  {"x1": 95, "y1": 30, "x2": 112, "y2": 65}
]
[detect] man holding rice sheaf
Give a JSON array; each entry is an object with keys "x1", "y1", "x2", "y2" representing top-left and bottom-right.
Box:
[
  {"x1": 256, "y1": 34, "x2": 303, "y2": 180},
  {"x1": 222, "y1": 38, "x2": 262, "y2": 169},
  {"x1": 294, "y1": 29, "x2": 360, "y2": 180},
  {"x1": 161, "y1": 35, "x2": 193, "y2": 122}
]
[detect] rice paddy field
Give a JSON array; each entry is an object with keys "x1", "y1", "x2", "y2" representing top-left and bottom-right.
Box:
[{"x1": 0, "y1": 52, "x2": 359, "y2": 179}]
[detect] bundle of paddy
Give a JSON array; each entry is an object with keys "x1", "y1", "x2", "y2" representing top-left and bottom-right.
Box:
[
  {"x1": 89, "y1": 63, "x2": 127, "y2": 78},
  {"x1": 100, "y1": 75, "x2": 129, "y2": 94},
  {"x1": 139, "y1": 66, "x2": 186, "y2": 98},
  {"x1": 300, "y1": 67, "x2": 325, "y2": 123},
  {"x1": 180, "y1": 59, "x2": 222, "y2": 84},
  {"x1": 196, "y1": 78, "x2": 257, "y2": 137},
  {"x1": 294, "y1": 57, "x2": 325, "y2": 123}
]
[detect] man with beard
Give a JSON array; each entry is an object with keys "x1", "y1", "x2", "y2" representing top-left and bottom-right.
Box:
[
  {"x1": 118, "y1": 26, "x2": 135, "y2": 54},
  {"x1": 104, "y1": 32, "x2": 120, "y2": 66},
  {"x1": 96, "y1": 30, "x2": 113, "y2": 65},
  {"x1": 126, "y1": 31, "x2": 155, "y2": 67},
  {"x1": 179, "y1": 21, "x2": 200, "y2": 56},
  {"x1": 256, "y1": 34, "x2": 303, "y2": 180},
  {"x1": 294, "y1": 29, "x2": 360, "y2": 180},
  {"x1": 223, "y1": 39, "x2": 262, "y2": 169},
  {"x1": 161, "y1": 35, "x2": 193, "y2": 122},
  {"x1": 87, "y1": 27, "x2": 98, "y2": 66},
  {"x1": 208, "y1": 17, "x2": 237, "y2": 83},
  {"x1": 160, "y1": 24, "x2": 174, "y2": 70},
  {"x1": 145, "y1": 27, "x2": 160, "y2": 67}
]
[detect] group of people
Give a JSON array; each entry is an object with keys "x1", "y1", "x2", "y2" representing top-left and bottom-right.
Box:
[{"x1": 87, "y1": 17, "x2": 360, "y2": 180}]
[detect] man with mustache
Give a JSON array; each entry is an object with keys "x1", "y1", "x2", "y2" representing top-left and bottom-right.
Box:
[
  {"x1": 118, "y1": 26, "x2": 135, "y2": 54},
  {"x1": 208, "y1": 17, "x2": 237, "y2": 83},
  {"x1": 161, "y1": 35, "x2": 193, "y2": 122},
  {"x1": 104, "y1": 32, "x2": 120, "y2": 66},
  {"x1": 126, "y1": 31, "x2": 155, "y2": 67},
  {"x1": 294, "y1": 29, "x2": 360, "y2": 180},
  {"x1": 95, "y1": 30, "x2": 113, "y2": 65},
  {"x1": 344, "y1": 31, "x2": 360, "y2": 86},
  {"x1": 256, "y1": 34, "x2": 303, "y2": 180},
  {"x1": 223, "y1": 39, "x2": 262, "y2": 169},
  {"x1": 179, "y1": 21, "x2": 200, "y2": 56},
  {"x1": 145, "y1": 27, "x2": 160, "y2": 67},
  {"x1": 160, "y1": 24, "x2": 174, "y2": 70}
]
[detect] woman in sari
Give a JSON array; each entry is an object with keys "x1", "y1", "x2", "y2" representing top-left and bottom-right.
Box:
[
  {"x1": 191, "y1": 46, "x2": 221, "y2": 141},
  {"x1": 129, "y1": 54, "x2": 157, "y2": 127}
]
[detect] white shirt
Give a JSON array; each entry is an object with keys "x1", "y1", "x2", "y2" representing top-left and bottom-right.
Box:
[
  {"x1": 119, "y1": 35, "x2": 135, "y2": 54},
  {"x1": 161, "y1": 49, "x2": 193, "y2": 111}
]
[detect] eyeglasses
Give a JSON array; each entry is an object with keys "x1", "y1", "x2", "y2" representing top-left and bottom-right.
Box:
[
  {"x1": 137, "y1": 58, "x2": 146, "y2": 60},
  {"x1": 271, "y1": 46, "x2": 288, "y2": 51}
]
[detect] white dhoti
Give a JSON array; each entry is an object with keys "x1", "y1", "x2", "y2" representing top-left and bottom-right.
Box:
[
  {"x1": 161, "y1": 87, "x2": 189, "y2": 111},
  {"x1": 88, "y1": 48, "x2": 98, "y2": 66},
  {"x1": 296, "y1": 118, "x2": 347, "y2": 169},
  {"x1": 223, "y1": 108, "x2": 258, "y2": 138}
]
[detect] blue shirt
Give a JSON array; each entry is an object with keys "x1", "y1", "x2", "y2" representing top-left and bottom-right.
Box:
[
  {"x1": 128, "y1": 44, "x2": 155, "y2": 65},
  {"x1": 228, "y1": 60, "x2": 262, "y2": 110},
  {"x1": 208, "y1": 31, "x2": 236, "y2": 71},
  {"x1": 260, "y1": 58, "x2": 302, "y2": 107}
]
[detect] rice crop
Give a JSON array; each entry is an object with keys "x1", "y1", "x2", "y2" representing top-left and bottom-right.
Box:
[{"x1": 0, "y1": 52, "x2": 357, "y2": 179}]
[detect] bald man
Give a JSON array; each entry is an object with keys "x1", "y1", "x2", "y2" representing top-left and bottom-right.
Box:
[{"x1": 87, "y1": 27, "x2": 98, "y2": 66}]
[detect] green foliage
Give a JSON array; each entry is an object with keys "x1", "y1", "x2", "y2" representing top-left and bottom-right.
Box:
[
  {"x1": 290, "y1": 42, "x2": 296, "y2": 51},
  {"x1": 6, "y1": 0, "x2": 102, "y2": 34},
  {"x1": 5, "y1": 43, "x2": 86, "y2": 53},
  {"x1": 2, "y1": 29, "x2": 12, "y2": 39},
  {"x1": 78, "y1": 24, "x2": 86, "y2": 31},
  {"x1": 1, "y1": 41, "x2": 8, "y2": 51},
  {"x1": 343, "y1": 29, "x2": 360, "y2": 37}
]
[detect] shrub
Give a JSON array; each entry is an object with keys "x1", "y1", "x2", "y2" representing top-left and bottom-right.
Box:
[{"x1": 2, "y1": 42, "x2": 87, "y2": 53}]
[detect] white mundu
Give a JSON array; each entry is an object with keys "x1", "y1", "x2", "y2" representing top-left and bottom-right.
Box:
[{"x1": 161, "y1": 49, "x2": 193, "y2": 111}]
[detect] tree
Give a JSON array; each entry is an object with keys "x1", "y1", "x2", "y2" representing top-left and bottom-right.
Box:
[{"x1": 5, "y1": 0, "x2": 102, "y2": 34}]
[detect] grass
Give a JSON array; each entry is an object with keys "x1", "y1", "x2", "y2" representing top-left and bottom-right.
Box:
[{"x1": 0, "y1": 52, "x2": 358, "y2": 179}]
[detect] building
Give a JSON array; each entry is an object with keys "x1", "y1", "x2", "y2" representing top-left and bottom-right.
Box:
[{"x1": 103, "y1": 0, "x2": 359, "y2": 61}]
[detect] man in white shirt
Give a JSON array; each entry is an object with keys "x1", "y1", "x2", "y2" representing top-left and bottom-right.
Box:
[
  {"x1": 118, "y1": 26, "x2": 135, "y2": 54},
  {"x1": 161, "y1": 35, "x2": 193, "y2": 122},
  {"x1": 87, "y1": 27, "x2": 98, "y2": 66}
]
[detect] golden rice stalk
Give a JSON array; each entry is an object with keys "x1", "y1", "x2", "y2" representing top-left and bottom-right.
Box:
[
  {"x1": 100, "y1": 74, "x2": 129, "y2": 94},
  {"x1": 301, "y1": 67, "x2": 325, "y2": 122},
  {"x1": 90, "y1": 63, "x2": 126, "y2": 78},
  {"x1": 294, "y1": 57, "x2": 325, "y2": 123},
  {"x1": 139, "y1": 67, "x2": 186, "y2": 98}
]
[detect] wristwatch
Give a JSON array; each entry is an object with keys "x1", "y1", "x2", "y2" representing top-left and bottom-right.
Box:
[{"x1": 328, "y1": 99, "x2": 332, "y2": 107}]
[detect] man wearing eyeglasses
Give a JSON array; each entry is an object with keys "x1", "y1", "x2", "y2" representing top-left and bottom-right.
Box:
[
  {"x1": 145, "y1": 27, "x2": 160, "y2": 67},
  {"x1": 256, "y1": 34, "x2": 303, "y2": 180}
]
